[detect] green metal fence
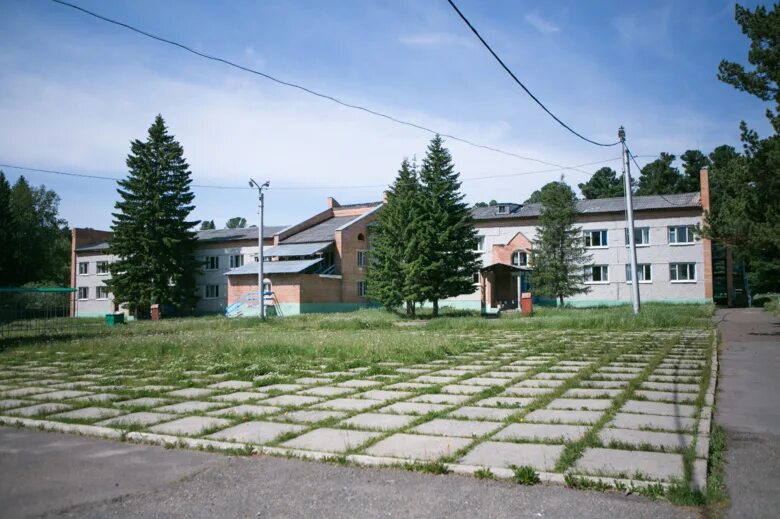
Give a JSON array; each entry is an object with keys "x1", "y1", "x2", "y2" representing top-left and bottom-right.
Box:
[{"x1": 0, "y1": 287, "x2": 97, "y2": 340}]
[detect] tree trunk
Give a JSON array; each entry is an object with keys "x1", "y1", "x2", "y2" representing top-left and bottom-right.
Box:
[
  {"x1": 558, "y1": 295, "x2": 564, "y2": 307},
  {"x1": 432, "y1": 299, "x2": 439, "y2": 317}
]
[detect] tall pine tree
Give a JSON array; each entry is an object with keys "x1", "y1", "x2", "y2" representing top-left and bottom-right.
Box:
[
  {"x1": 578, "y1": 167, "x2": 625, "y2": 199},
  {"x1": 636, "y1": 153, "x2": 684, "y2": 195},
  {"x1": 417, "y1": 136, "x2": 481, "y2": 317},
  {"x1": 531, "y1": 179, "x2": 591, "y2": 306},
  {"x1": 108, "y1": 115, "x2": 201, "y2": 316},
  {"x1": 0, "y1": 172, "x2": 14, "y2": 286},
  {"x1": 366, "y1": 158, "x2": 423, "y2": 315}
]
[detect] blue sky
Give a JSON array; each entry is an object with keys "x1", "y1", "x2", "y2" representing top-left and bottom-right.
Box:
[{"x1": 0, "y1": 0, "x2": 770, "y2": 229}]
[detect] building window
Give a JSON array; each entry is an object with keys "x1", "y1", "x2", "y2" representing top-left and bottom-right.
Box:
[
  {"x1": 670, "y1": 263, "x2": 696, "y2": 282},
  {"x1": 357, "y1": 250, "x2": 368, "y2": 268},
  {"x1": 625, "y1": 264, "x2": 652, "y2": 283},
  {"x1": 229, "y1": 255, "x2": 244, "y2": 269},
  {"x1": 584, "y1": 230, "x2": 608, "y2": 248},
  {"x1": 357, "y1": 280, "x2": 367, "y2": 297},
  {"x1": 624, "y1": 227, "x2": 650, "y2": 246},
  {"x1": 511, "y1": 251, "x2": 528, "y2": 267},
  {"x1": 472, "y1": 271, "x2": 480, "y2": 285},
  {"x1": 96, "y1": 286, "x2": 109, "y2": 299},
  {"x1": 669, "y1": 225, "x2": 695, "y2": 245},
  {"x1": 96, "y1": 261, "x2": 109, "y2": 274},
  {"x1": 77, "y1": 287, "x2": 89, "y2": 300},
  {"x1": 475, "y1": 235, "x2": 485, "y2": 252},
  {"x1": 497, "y1": 205, "x2": 508, "y2": 214},
  {"x1": 78, "y1": 262, "x2": 89, "y2": 275},
  {"x1": 205, "y1": 284, "x2": 220, "y2": 299},
  {"x1": 585, "y1": 265, "x2": 609, "y2": 283},
  {"x1": 205, "y1": 256, "x2": 220, "y2": 270}
]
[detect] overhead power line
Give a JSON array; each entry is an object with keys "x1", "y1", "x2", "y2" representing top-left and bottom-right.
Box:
[
  {"x1": 445, "y1": 0, "x2": 620, "y2": 148},
  {"x1": 624, "y1": 145, "x2": 691, "y2": 207},
  {"x1": 51, "y1": 0, "x2": 593, "y2": 174}
]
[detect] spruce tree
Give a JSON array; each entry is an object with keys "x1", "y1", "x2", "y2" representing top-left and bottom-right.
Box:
[
  {"x1": 366, "y1": 158, "x2": 423, "y2": 315},
  {"x1": 531, "y1": 179, "x2": 591, "y2": 306},
  {"x1": 636, "y1": 153, "x2": 684, "y2": 195},
  {"x1": 578, "y1": 167, "x2": 625, "y2": 199},
  {"x1": 108, "y1": 115, "x2": 201, "y2": 316},
  {"x1": 0, "y1": 172, "x2": 14, "y2": 286},
  {"x1": 417, "y1": 135, "x2": 481, "y2": 317}
]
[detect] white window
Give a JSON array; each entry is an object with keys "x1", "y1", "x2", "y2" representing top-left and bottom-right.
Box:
[
  {"x1": 625, "y1": 227, "x2": 650, "y2": 246},
  {"x1": 585, "y1": 265, "x2": 609, "y2": 283},
  {"x1": 357, "y1": 280, "x2": 367, "y2": 297},
  {"x1": 670, "y1": 263, "x2": 697, "y2": 282},
  {"x1": 625, "y1": 264, "x2": 652, "y2": 283},
  {"x1": 229, "y1": 254, "x2": 244, "y2": 269},
  {"x1": 205, "y1": 284, "x2": 220, "y2": 299},
  {"x1": 78, "y1": 262, "x2": 89, "y2": 275},
  {"x1": 475, "y1": 236, "x2": 485, "y2": 252},
  {"x1": 96, "y1": 261, "x2": 109, "y2": 275},
  {"x1": 77, "y1": 287, "x2": 89, "y2": 300},
  {"x1": 205, "y1": 256, "x2": 220, "y2": 270},
  {"x1": 511, "y1": 251, "x2": 528, "y2": 267},
  {"x1": 96, "y1": 286, "x2": 109, "y2": 299},
  {"x1": 669, "y1": 226, "x2": 695, "y2": 245},
  {"x1": 357, "y1": 250, "x2": 368, "y2": 268},
  {"x1": 497, "y1": 205, "x2": 508, "y2": 214},
  {"x1": 472, "y1": 272, "x2": 480, "y2": 284},
  {"x1": 584, "y1": 230, "x2": 608, "y2": 248}
]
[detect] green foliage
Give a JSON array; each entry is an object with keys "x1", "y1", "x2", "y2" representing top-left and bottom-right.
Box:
[
  {"x1": 0, "y1": 172, "x2": 70, "y2": 287},
  {"x1": 578, "y1": 167, "x2": 625, "y2": 199},
  {"x1": 678, "y1": 149, "x2": 710, "y2": 192},
  {"x1": 525, "y1": 180, "x2": 576, "y2": 204},
  {"x1": 473, "y1": 199, "x2": 498, "y2": 208},
  {"x1": 225, "y1": 217, "x2": 247, "y2": 229},
  {"x1": 107, "y1": 115, "x2": 202, "y2": 316},
  {"x1": 636, "y1": 153, "x2": 684, "y2": 195},
  {"x1": 199, "y1": 220, "x2": 215, "y2": 230},
  {"x1": 473, "y1": 467, "x2": 495, "y2": 480},
  {"x1": 530, "y1": 179, "x2": 591, "y2": 306},
  {"x1": 510, "y1": 465, "x2": 540, "y2": 485}
]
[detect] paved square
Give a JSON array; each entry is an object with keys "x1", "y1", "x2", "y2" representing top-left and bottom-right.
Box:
[
  {"x1": 366, "y1": 433, "x2": 471, "y2": 461},
  {"x1": 342, "y1": 412, "x2": 416, "y2": 431},
  {"x1": 208, "y1": 405, "x2": 280, "y2": 417},
  {"x1": 207, "y1": 421, "x2": 304, "y2": 444},
  {"x1": 51, "y1": 407, "x2": 124, "y2": 420},
  {"x1": 573, "y1": 448, "x2": 684, "y2": 481},
  {"x1": 98, "y1": 412, "x2": 175, "y2": 427},
  {"x1": 281, "y1": 428, "x2": 380, "y2": 453},
  {"x1": 149, "y1": 416, "x2": 231, "y2": 436},
  {"x1": 459, "y1": 442, "x2": 563, "y2": 471},
  {"x1": 411, "y1": 418, "x2": 503, "y2": 437},
  {"x1": 493, "y1": 423, "x2": 589, "y2": 442}
]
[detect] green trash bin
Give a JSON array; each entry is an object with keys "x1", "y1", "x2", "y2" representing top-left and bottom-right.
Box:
[{"x1": 105, "y1": 313, "x2": 125, "y2": 326}]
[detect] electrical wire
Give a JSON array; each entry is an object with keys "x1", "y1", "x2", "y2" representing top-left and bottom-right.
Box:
[
  {"x1": 51, "y1": 0, "x2": 594, "y2": 173},
  {"x1": 624, "y1": 145, "x2": 693, "y2": 206},
  {"x1": 445, "y1": 0, "x2": 620, "y2": 148}
]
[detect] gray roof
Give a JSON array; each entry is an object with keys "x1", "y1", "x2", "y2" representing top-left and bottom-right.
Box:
[
  {"x1": 281, "y1": 216, "x2": 356, "y2": 243},
  {"x1": 225, "y1": 258, "x2": 323, "y2": 276},
  {"x1": 196, "y1": 226, "x2": 288, "y2": 243},
  {"x1": 471, "y1": 192, "x2": 701, "y2": 220},
  {"x1": 75, "y1": 241, "x2": 111, "y2": 252},
  {"x1": 263, "y1": 241, "x2": 332, "y2": 257}
]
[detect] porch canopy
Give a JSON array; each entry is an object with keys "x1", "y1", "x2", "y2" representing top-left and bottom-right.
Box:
[
  {"x1": 226, "y1": 258, "x2": 323, "y2": 276},
  {"x1": 479, "y1": 261, "x2": 529, "y2": 273},
  {"x1": 262, "y1": 241, "x2": 331, "y2": 258}
]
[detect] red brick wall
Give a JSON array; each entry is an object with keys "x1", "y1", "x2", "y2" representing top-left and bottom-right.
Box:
[
  {"x1": 335, "y1": 209, "x2": 377, "y2": 303},
  {"x1": 700, "y1": 168, "x2": 713, "y2": 299},
  {"x1": 492, "y1": 232, "x2": 533, "y2": 264}
]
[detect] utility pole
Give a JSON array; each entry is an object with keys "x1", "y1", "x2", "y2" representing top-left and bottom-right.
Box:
[
  {"x1": 249, "y1": 178, "x2": 270, "y2": 318},
  {"x1": 619, "y1": 127, "x2": 640, "y2": 315}
]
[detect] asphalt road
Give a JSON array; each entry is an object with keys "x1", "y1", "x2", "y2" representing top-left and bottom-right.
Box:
[
  {"x1": 0, "y1": 426, "x2": 698, "y2": 519},
  {"x1": 715, "y1": 308, "x2": 780, "y2": 519}
]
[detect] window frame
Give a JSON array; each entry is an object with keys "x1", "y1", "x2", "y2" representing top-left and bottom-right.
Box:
[
  {"x1": 511, "y1": 250, "x2": 528, "y2": 267},
  {"x1": 668, "y1": 225, "x2": 695, "y2": 245},
  {"x1": 357, "y1": 280, "x2": 368, "y2": 297},
  {"x1": 357, "y1": 250, "x2": 368, "y2": 268},
  {"x1": 584, "y1": 265, "x2": 610, "y2": 284},
  {"x1": 204, "y1": 284, "x2": 220, "y2": 299},
  {"x1": 624, "y1": 227, "x2": 650, "y2": 247},
  {"x1": 78, "y1": 262, "x2": 89, "y2": 275},
  {"x1": 205, "y1": 256, "x2": 220, "y2": 270},
  {"x1": 625, "y1": 263, "x2": 652, "y2": 284},
  {"x1": 475, "y1": 235, "x2": 485, "y2": 252},
  {"x1": 229, "y1": 254, "x2": 244, "y2": 269},
  {"x1": 584, "y1": 229, "x2": 609, "y2": 248},
  {"x1": 77, "y1": 287, "x2": 89, "y2": 300},
  {"x1": 497, "y1": 205, "x2": 508, "y2": 214},
  {"x1": 95, "y1": 261, "x2": 109, "y2": 275},
  {"x1": 669, "y1": 263, "x2": 697, "y2": 283},
  {"x1": 95, "y1": 286, "x2": 110, "y2": 300}
]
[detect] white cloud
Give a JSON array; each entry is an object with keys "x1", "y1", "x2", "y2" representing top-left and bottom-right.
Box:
[{"x1": 525, "y1": 12, "x2": 560, "y2": 35}]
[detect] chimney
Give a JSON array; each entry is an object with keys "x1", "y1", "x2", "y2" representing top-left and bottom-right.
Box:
[
  {"x1": 382, "y1": 191, "x2": 389, "y2": 203},
  {"x1": 699, "y1": 167, "x2": 710, "y2": 212},
  {"x1": 326, "y1": 197, "x2": 340, "y2": 209}
]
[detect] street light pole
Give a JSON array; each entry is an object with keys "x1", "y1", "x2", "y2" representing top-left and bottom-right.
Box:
[
  {"x1": 619, "y1": 127, "x2": 641, "y2": 315},
  {"x1": 249, "y1": 178, "x2": 270, "y2": 319}
]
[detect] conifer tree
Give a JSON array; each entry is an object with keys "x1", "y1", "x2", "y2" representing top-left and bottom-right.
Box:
[
  {"x1": 366, "y1": 158, "x2": 422, "y2": 315},
  {"x1": 578, "y1": 167, "x2": 625, "y2": 199},
  {"x1": 0, "y1": 172, "x2": 14, "y2": 286},
  {"x1": 531, "y1": 179, "x2": 591, "y2": 306},
  {"x1": 200, "y1": 220, "x2": 215, "y2": 230},
  {"x1": 107, "y1": 115, "x2": 201, "y2": 316},
  {"x1": 417, "y1": 135, "x2": 481, "y2": 317}
]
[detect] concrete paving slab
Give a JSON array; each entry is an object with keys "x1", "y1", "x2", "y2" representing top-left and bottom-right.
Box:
[
  {"x1": 409, "y1": 394, "x2": 470, "y2": 405},
  {"x1": 525, "y1": 409, "x2": 603, "y2": 425},
  {"x1": 459, "y1": 441, "x2": 563, "y2": 471},
  {"x1": 573, "y1": 447, "x2": 684, "y2": 481},
  {"x1": 0, "y1": 399, "x2": 30, "y2": 410},
  {"x1": 260, "y1": 384, "x2": 304, "y2": 393},
  {"x1": 564, "y1": 388, "x2": 621, "y2": 398},
  {"x1": 493, "y1": 423, "x2": 589, "y2": 442},
  {"x1": 166, "y1": 388, "x2": 216, "y2": 398},
  {"x1": 515, "y1": 379, "x2": 565, "y2": 388},
  {"x1": 449, "y1": 406, "x2": 516, "y2": 421},
  {"x1": 98, "y1": 412, "x2": 175, "y2": 427},
  {"x1": 366, "y1": 433, "x2": 471, "y2": 461},
  {"x1": 633, "y1": 390, "x2": 697, "y2": 403},
  {"x1": 337, "y1": 380, "x2": 382, "y2": 389},
  {"x1": 414, "y1": 376, "x2": 458, "y2": 384},
  {"x1": 260, "y1": 395, "x2": 322, "y2": 407},
  {"x1": 504, "y1": 387, "x2": 554, "y2": 397},
  {"x1": 598, "y1": 427, "x2": 692, "y2": 451},
  {"x1": 278, "y1": 410, "x2": 347, "y2": 423},
  {"x1": 212, "y1": 392, "x2": 267, "y2": 403},
  {"x1": 207, "y1": 380, "x2": 253, "y2": 390},
  {"x1": 385, "y1": 382, "x2": 431, "y2": 390},
  {"x1": 281, "y1": 428, "x2": 381, "y2": 453},
  {"x1": 73, "y1": 393, "x2": 121, "y2": 402},
  {"x1": 313, "y1": 398, "x2": 383, "y2": 412},
  {"x1": 342, "y1": 413, "x2": 416, "y2": 431},
  {"x1": 472, "y1": 396, "x2": 533, "y2": 408},
  {"x1": 294, "y1": 377, "x2": 332, "y2": 385},
  {"x1": 149, "y1": 416, "x2": 231, "y2": 436},
  {"x1": 154, "y1": 401, "x2": 226, "y2": 413},
  {"x1": 440, "y1": 384, "x2": 485, "y2": 395},
  {"x1": 379, "y1": 402, "x2": 450, "y2": 415},
  {"x1": 207, "y1": 420, "x2": 304, "y2": 444},
  {"x1": 461, "y1": 377, "x2": 510, "y2": 386},
  {"x1": 534, "y1": 372, "x2": 577, "y2": 380},
  {"x1": 354, "y1": 390, "x2": 408, "y2": 401},
  {"x1": 208, "y1": 405, "x2": 281, "y2": 418},
  {"x1": 547, "y1": 398, "x2": 612, "y2": 411},
  {"x1": 412, "y1": 418, "x2": 503, "y2": 438},
  {"x1": 640, "y1": 382, "x2": 699, "y2": 393},
  {"x1": 5, "y1": 403, "x2": 71, "y2": 417},
  {"x1": 299, "y1": 386, "x2": 355, "y2": 397},
  {"x1": 580, "y1": 380, "x2": 629, "y2": 389},
  {"x1": 116, "y1": 397, "x2": 170, "y2": 408},
  {"x1": 51, "y1": 407, "x2": 124, "y2": 420},
  {"x1": 610, "y1": 413, "x2": 696, "y2": 432},
  {"x1": 621, "y1": 400, "x2": 696, "y2": 417},
  {"x1": 29, "y1": 390, "x2": 92, "y2": 401},
  {"x1": 1, "y1": 387, "x2": 58, "y2": 398}
]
